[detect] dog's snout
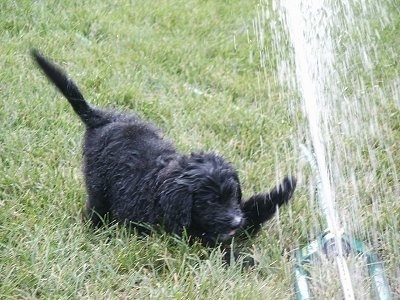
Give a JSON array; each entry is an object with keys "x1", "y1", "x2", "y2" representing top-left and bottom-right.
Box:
[{"x1": 231, "y1": 215, "x2": 243, "y2": 229}]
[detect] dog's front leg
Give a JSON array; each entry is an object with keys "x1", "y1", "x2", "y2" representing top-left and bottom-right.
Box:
[{"x1": 241, "y1": 176, "x2": 296, "y2": 235}]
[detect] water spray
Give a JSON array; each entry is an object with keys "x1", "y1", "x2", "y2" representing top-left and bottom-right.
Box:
[
  {"x1": 294, "y1": 144, "x2": 393, "y2": 300},
  {"x1": 267, "y1": 0, "x2": 394, "y2": 297}
]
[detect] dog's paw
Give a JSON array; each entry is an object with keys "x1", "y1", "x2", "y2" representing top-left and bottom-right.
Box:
[
  {"x1": 271, "y1": 175, "x2": 297, "y2": 206},
  {"x1": 281, "y1": 175, "x2": 297, "y2": 201},
  {"x1": 240, "y1": 176, "x2": 297, "y2": 235}
]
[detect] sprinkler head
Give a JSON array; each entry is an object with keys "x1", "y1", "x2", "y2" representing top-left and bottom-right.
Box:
[{"x1": 321, "y1": 230, "x2": 351, "y2": 259}]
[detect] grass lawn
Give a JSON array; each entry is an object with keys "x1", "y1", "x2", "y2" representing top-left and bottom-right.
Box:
[{"x1": 1, "y1": 0, "x2": 399, "y2": 298}]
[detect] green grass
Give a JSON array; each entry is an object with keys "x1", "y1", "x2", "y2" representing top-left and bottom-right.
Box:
[{"x1": 1, "y1": 0, "x2": 399, "y2": 298}]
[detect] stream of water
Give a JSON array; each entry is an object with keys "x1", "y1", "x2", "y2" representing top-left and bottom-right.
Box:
[{"x1": 256, "y1": 0, "x2": 399, "y2": 298}]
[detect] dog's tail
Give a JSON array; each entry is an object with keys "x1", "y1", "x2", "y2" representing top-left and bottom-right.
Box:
[{"x1": 31, "y1": 49, "x2": 107, "y2": 128}]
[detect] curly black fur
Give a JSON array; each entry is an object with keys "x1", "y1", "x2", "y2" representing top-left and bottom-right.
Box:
[{"x1": 32, "y1": 50, "x2": 296, "y2": 246}]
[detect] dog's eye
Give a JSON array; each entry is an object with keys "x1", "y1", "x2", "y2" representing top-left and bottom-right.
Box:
[
  {"x1": 220, "y1": 191, "x2": 235, "y2": 203},
  {"x1": 207, "y1": 196, "x2": 219, "y2": 204}
]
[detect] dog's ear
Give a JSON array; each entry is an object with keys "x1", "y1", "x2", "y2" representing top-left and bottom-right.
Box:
[{"x1": 159, "y1": 177, "x2": 194, "y2": 235}]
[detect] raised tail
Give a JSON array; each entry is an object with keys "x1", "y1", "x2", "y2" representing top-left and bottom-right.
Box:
[{"x1": 31, "y1": 49, "x2": 107, "y2": 128}]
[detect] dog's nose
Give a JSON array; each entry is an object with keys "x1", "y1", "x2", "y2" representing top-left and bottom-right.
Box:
[{"x1": 231, "y1": 215, "x2": 242, "y2": 229}]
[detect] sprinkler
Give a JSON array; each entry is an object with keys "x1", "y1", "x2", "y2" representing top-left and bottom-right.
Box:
[{"x1": 294, "y1": 145, "x2": 393, "y2": 300}]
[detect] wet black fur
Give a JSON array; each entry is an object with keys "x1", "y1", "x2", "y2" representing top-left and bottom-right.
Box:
[{"x1": 32, "y1": 50, "x2": 296, "y2": 246}]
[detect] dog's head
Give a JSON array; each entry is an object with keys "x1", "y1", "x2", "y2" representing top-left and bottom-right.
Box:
[{"x1": 158, "y1": 152, "x2": 243, "y2": 245}]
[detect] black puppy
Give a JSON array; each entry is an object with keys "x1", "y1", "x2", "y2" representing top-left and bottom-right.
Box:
[{"x1": 32, "y1": 50, "x2": 296, "y2": 246}]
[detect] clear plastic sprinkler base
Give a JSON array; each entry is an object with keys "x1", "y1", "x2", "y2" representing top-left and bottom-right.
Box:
[{"x1": 294, "y1": 229, "x2": 393, "y2": 300}]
